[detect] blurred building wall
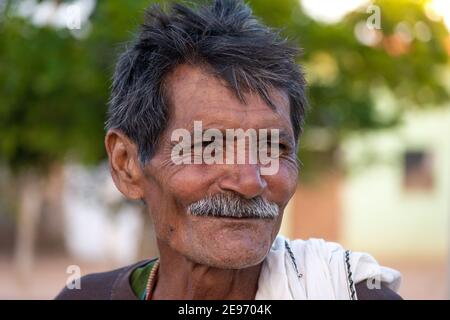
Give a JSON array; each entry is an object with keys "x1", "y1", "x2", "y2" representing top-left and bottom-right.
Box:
[
  {"x1": 341, "y1": 107, "x2": 450, "y2": 261},
  {"x1": 280, "y1": 172, "x2": 342, "y2": 242},
  {"x1": 279, "y1": 107, "x2": 450, "y2": 299}
]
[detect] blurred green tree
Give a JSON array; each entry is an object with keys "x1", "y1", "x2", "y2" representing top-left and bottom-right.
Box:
[{"x1": 0, "y1": 0, "x2": 157, "y2": 276}]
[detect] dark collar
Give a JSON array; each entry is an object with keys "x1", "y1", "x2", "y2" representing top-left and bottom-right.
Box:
[{"x1": 110, "y1": 259, "x2": 156, "y2": 300}]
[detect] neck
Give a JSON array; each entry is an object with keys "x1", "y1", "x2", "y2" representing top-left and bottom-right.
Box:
[{"x1": 152, "y1": 240, "x2": 262, "y2": 300}]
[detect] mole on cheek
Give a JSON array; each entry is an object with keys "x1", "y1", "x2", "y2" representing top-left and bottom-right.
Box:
[{"x1": 167, "y1": 225, "x2": 175, "y2": 238}]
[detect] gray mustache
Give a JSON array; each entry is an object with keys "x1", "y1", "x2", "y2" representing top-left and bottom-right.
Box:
[{"x1": 187, "y1": 192, "x2": 279, "y2": 219}]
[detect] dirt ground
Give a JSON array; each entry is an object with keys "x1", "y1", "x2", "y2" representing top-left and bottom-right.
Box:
[{"x1": 0, "y1": 256, "x2": 447, "y2": 300}]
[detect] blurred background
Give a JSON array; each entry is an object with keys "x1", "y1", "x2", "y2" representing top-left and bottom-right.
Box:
[{"x1": 0, "y1": 0, "x2": 449, "y2": 299}]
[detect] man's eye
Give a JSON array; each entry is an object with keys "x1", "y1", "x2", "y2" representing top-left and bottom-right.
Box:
[
  {"x1": 262, "y1": 142, "x2": 289, "y2": 152},
  {"x1": 191, "y1": 141, "x2": 209, "y2": 148}
]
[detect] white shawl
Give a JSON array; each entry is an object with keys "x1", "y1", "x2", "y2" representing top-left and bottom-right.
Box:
[{"x1": 256, "y1": 235, "x2": 402, "y2": 300}]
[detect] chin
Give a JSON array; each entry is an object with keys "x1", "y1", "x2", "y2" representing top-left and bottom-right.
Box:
[
  {"x1": 212, "y1": 251, "x2": 268, "y2": 269},
  {"x1": 173, "y1": 215, "x2": 280, "y2": 269},
  {"x1": 190, "y1": 229, "x2": 274, "y2": 269},
  {"x1": 190, "y1": 249, "x2": 269, "y2": 270}
]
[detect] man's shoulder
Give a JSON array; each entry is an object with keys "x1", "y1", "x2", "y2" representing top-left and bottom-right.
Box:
[
  {"x1": 355, "y1": 282, "x2": 403, "y2": 300},
  {"x1": 285, "y1": 236, "x2": 403, "y2": 299},
  {"x1": 54, "y1": 260, "x2": 151, "y2": 300}
]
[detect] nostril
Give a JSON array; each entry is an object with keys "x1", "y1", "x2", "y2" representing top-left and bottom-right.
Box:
[{"x1": 218, "y1": 164, "x2": 267, "y2": 199}]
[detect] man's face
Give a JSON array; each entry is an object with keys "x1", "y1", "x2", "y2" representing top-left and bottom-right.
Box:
[{"x1": 141, "y1": 64, "x2": 299, "y2": 269}]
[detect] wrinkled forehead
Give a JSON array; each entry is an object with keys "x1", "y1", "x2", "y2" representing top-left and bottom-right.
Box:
[{"x1": 163, "y1": 64, "x2": 292, "y2": 134}]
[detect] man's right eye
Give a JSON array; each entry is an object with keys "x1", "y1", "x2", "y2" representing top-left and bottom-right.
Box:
[{"x1": 191, "y1": 141, "x2": 212, "y2": 149}]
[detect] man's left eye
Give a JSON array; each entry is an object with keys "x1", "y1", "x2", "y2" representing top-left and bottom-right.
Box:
[{"x1": 191, "y1": 141, "x2": 210, "y2": 149}]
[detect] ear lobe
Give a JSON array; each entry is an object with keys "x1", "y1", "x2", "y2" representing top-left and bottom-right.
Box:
[{"x1": 105, "y1": 129, "x2": 144, "y2": 200}]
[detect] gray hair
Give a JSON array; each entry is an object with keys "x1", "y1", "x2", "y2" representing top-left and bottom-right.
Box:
[
  {"x1": 106, "y1": 0, "x2": 308, "y2": 164},
  {"x1": 187, "y1": 192, "x2": 279, "y2": 219}
]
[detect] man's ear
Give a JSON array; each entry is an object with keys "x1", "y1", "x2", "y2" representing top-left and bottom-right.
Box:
[{"x1": 105, "y1": 129, "x2": 144, "y2": 200}]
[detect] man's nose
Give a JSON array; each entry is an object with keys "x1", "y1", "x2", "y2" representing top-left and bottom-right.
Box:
[{"x1": 217, "y1": 164, "x2": 267, "y2": 199}]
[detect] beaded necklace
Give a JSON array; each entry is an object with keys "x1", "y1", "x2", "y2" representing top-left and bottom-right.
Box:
[{"x1": 144, "y1": 259, "x2": 160, "y2": 300}]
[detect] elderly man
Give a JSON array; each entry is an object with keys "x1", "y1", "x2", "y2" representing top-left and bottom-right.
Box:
[{"x1": 56, "y1": 0, "x2": 401, "y2": 300}]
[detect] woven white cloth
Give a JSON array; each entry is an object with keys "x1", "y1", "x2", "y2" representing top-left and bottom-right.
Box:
[{"x1": 255, "y1": 235, "x2": 402, "y2": 300}]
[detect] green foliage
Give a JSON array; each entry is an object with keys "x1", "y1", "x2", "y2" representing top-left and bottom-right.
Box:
[
  {"x1": 0, "y1": 0, "x2": 153, "y2": 171},
  {"x1": 251, "y1": 0, "x2": 449, "y2": 131}
]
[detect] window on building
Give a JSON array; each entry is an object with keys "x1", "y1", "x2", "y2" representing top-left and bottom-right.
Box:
[{"x1": 403, "y1": 150, "x2": 434, "y2": 191}]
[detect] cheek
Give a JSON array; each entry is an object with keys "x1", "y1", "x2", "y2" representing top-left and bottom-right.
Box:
[
  {"x1": 147, "y1": 165, "x2": 219, "y2": 235},
  {"x1": 166, "y1": 161, "x2": 298, "y2": 211},
  {"x1": 265, "y1": 162, "x2": 298, "y2": 207},
  {"x1": 165, "y1": 164, "x2": 221, "y2": 206}
]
